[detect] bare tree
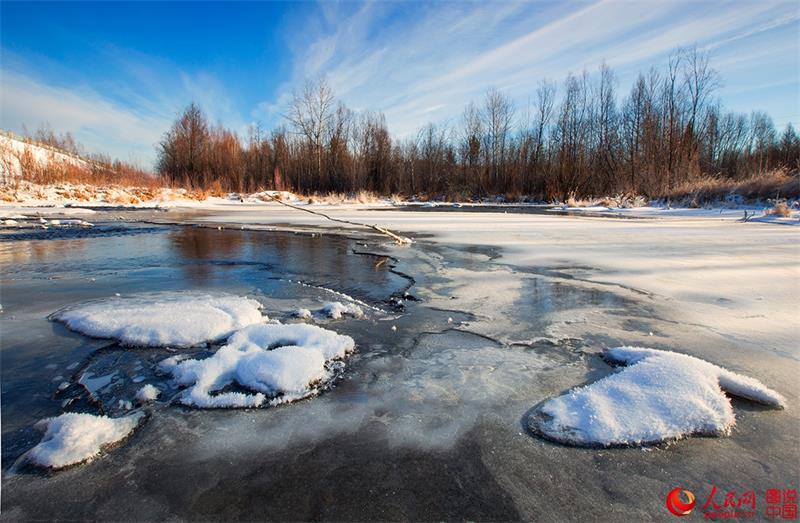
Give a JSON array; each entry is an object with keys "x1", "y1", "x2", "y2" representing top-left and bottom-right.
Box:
[
  {"x1": 481, "y1": 88, "x2": 515, "y2": 191},
  {"x1": 287, "y1": 76, "x2": 335, "y2": 190}
]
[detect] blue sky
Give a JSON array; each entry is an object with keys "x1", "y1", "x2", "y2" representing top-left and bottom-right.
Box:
[{"x1": 1, "y1": 1, "x2": 798, "y2": 167}]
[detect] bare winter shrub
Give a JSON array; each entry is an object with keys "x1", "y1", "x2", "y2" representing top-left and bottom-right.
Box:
[
  {"x1": 667, "y1": 169, "x2": 799, "y2": 205},
  {"x1": 766, "y1": 202, "x2": 791, "y2": 217}
]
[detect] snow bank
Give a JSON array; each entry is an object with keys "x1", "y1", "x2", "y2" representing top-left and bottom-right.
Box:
[
  {"x1": 529, "y1": 347, "x2": 785, "y2": 447},
  {"x1": 27, "y1": 412, "x2": 145, "y2": 469},
  {"x1": 52, "y1": 292, "x2": 264, "y2": 347},
  {"x1": 135, "y1": 384, "x2": 160, "y2": 403},
  {"x1": 160, "y1": 323, "x2": 355, "y2": 408},
  {"x1": 319, "y1": 301, "x2": 364, "y2": 319}
]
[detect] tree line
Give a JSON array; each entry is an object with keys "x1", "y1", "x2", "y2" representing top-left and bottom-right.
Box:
[{"x1": 157, "y1": 47, "x2": 799, "y2": 200}]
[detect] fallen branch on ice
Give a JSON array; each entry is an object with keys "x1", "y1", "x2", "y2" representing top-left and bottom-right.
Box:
[{"x1": 264, "y1": 194, "x2": 412, "y2": 244}]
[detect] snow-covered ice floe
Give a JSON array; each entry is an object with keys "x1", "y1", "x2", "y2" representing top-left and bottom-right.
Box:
[
  {"x1": 159, "y1": 323, "x2": 355, "y2": 408},
  {"x1": 51, "y1": 292, "x2": 265, "y2": 347},
  {"x1": 27, "y1": 412, "x2": 145, "y2": 469},
  {"x1": 528, "y1": 347, "x2": 785, "y2": 447}
]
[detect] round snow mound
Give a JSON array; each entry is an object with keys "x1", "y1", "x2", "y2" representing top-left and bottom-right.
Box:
[
  {"x1": 28, "y1": 412, "x2": 145, "y2": 469},
  {"x1": 51, "y1": 292, "x2": 265, "y2": 347},
  {"x1": 527, "y1": 347, "x2": 785, "y2": 447}
]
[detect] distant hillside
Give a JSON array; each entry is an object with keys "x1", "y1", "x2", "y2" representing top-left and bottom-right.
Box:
[{"x1": 0, "y1": 131, "x2": 89, "y2": 182}]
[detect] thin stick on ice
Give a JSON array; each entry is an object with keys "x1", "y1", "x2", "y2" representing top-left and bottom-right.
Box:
[{"x1": 263, "y1": 193, "x2": 412, "y2": 244}]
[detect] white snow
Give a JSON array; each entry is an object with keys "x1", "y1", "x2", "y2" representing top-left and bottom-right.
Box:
[
  {"x1": 160, "y1": 323, "x2": 355, "y2": 408},
  {"x1": 27, "y1": 412, "x2": 145, "y2": 469},
  {"x1": 292, "y1": 308, "x2": 312, "y2": 320},
  {"x1": 52, "y1": 292, "x2": 265, "y2": 347},
  {"x1": 47, "y1": 218, "x2": 93, "y2": 227},
  {"x1": 319, "y1": 301, "x2": 364, "y2": 319},
  {"x1": 135, "y1": 384, "x2": 160, "y2": 403},
  {"x1": 531, "y1": 347, "x2": 785, "y2": 447}
]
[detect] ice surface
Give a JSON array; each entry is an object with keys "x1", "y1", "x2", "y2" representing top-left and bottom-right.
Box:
[
  {"x1": 135, "y1": 384, "x2": 160, "y2": 403},
  {"x1": 27, "y1": 412, "x2": 145, "y2": 469},
  {"x1": 160, "y1": 323, "x2": 355, "y2": 408},
  {"x1": 79, "y1": 372, "x2": 117, "y2": 398},
  {"x1": 52, "y1": 292, "x2": 265, "y2": 347},
  {"x1": 530, "y1": 347, "x2": 785, "y2": 446}
]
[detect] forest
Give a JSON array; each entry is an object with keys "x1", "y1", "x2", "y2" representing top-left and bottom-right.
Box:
[{"x1": 156, "y1": 47, "x2": 799, "y2": 201}]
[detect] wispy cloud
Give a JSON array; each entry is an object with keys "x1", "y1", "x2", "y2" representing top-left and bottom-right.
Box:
[
  {"x1": 1, "y1": 1, "x2": 796, "y2": 165},
  {"x1": 0, "y1": 68, "x2": 170, "y2": 165},
  {"x1": 274, "y1": 0, "x2": 799, "y2": 136},
  {"x1": 0, "y1": 50, "x2": 248, "y2": 165}
]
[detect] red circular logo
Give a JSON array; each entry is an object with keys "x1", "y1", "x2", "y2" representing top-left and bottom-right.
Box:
[{"x1": 666, "y1": 488, "x2": 696, "y2": 517}]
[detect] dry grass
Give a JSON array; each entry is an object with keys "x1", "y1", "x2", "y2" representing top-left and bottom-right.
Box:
[
  {"x1": 565, "y1": 192, "x2": 647, "y2": 208},
  {"x1": 668, "y1": 169, "x2": 799, "y2": 206},
  {"x1": 3, "y1": 141, "x2": 159, "y2": 189},
  {"x1": 766, "y1": 201, "x2": 792, "y2": 217}
]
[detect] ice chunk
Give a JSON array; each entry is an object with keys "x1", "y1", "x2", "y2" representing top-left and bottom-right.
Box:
[
  {"x1": 135, "y1": 384, "x2": 160, "y2": 403},
  {"x1": 27, "y1": 412, "x2": 145, "y2": 469},
  {"x1": 529, "y1": 347, "x2": 785, "y2": 447},
  {"x1": 79, "y1": 372, "x2": 116, "y2": 398},
  {"x1": 319, "y1": 301, "x2": 364, "y2": 319},
  {"x1": 52, "y1": 292, "x2": 264, "y2": 347},
  {"x1": 161, "y1": 323, "x2": 355, "y2": 408}
]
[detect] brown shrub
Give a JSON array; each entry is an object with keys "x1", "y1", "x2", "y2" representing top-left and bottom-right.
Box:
[
  {"x1": 667, "y1": 169, "x2": 799, "y2": 204},
  {"x1": 767, "y1": 202, "x2": 792, "y2": 217}
]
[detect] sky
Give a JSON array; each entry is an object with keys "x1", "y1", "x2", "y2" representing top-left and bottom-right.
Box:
[{"x1": 1, "y1": 1, "x2": 798, "y2": 167}]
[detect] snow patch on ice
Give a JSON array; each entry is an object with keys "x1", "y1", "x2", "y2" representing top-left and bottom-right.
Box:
[
  {"x1": 529, "y1": 347, "x2": 785, "y2": 447},
  {"x1": 135, "y1": 384, "x2": 160, "y2": 403},
  {"x1": 27, "y1": 412, "x2": 145, "y2": 469},
  {"x1": 160, "y1": 323, "x2": 355, "y2": 408},
  {"x1": 292, "y1": 308, "x2": 312, "y2": 320},
  {"x1": 52, "y1": 292, "x2": 265, "y2": 347},
  {"x1": 319, "y1": 301, "x2": 364, "y2": 319}
]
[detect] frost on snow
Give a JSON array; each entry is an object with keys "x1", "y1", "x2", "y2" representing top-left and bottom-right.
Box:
[
  {"x1": 135, "y1": 384, "x2": 160, "y2": 403},
  {"x1": 27, "y1": 412, "x2": 145, "y2": 469},
  {"x1": 528, "y1": 347, "x2": 785, "y2": 447},
  {"x1": 160, "y1": 323, "x2": 355, "y2": 408},
  {"x1": 319, "y1": 301, "x2": 364, "y2": 319},
  {"x1": 51, "y1": 292, "x2": 264, "y2": 347}
]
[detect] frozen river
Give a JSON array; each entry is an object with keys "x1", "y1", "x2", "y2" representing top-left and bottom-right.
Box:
[{"x1": 1, "y1": 207, "x2": 797, "y2": 520}]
